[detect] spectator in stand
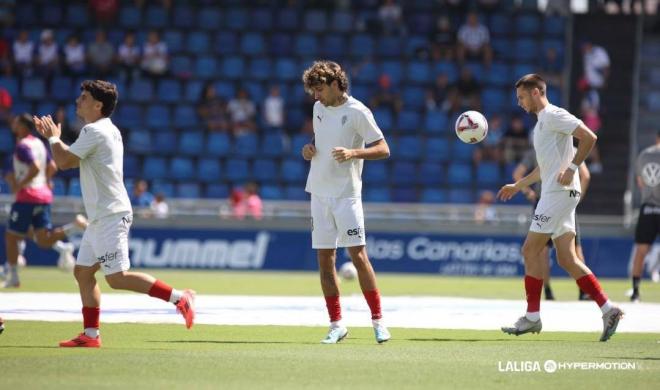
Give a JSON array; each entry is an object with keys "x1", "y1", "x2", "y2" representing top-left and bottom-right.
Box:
[
  {"x1": 90, "y1": 0, "x2": 119, "y2": 25},
  {"x1": 231, "y1": 182, "x2": 263, "y2": 220},
  {"x1": 429, "y1": 15, "x2": 456, "y2": 60},
  {"x1": 263, "y1": 85, "x2": 285, "y2": 131},
  {"x1": 36, "y1": 30, "x2": 59, "y2": 90},
  {"x1": 539, "y1": 46, "x2": 563, "y2": 89},
  {"x1": 63, "y1": 34, "x2": 86, "y2": 75},
  {"x1": 579, "y1": 40, "x2": 610, "y2": 111},
  {"x1": 370, "y1": 74, "x2": 402, "y2": 117},
  {"x1": 425, "y1": 73, "x2": 451, "y2": 112},
  {"x1": 141, "y1": 30, "x2": 168, "y2": 80},
  {"x1": 502, "y1": 115, "x2": 529, "y2": 163},
  {"x1": 117, "y1": 31, "x2": 141, "y2": 85},
  {"x1": 0, "y1": 86, "x2": 11, "y2": 125},
  {"x1": 197, "y1": 82, "x2": 229, "y2": 133},
  {"x1": 56, "y1": 105, "x2": 82, "y2": 145},
  {"x1": 130, "y1": 179, "x2": 154, "y2": 208},
  {"x1": 473, "y1": 113, "x2": 504, "y2": 166},
  {"x1": 448, "y1": 67, "x2": 482, "y2": 114},
  {"x1": 150, "y1": 193, "x2": 169, "y2": 219},
  {"x1": 474, "y1": 190, "x2": 498, "y2": 224},
  {"x1": 581, "y1": 100, "x2": 603, "y2": 173},
  {"x1": 456, "y1": 12, "x2": 493, "y2": 66},
  {"x1": 227, "y1": 88, "x2": 257, "y2": 136},
  {"x1": 377, "y1": 0, "x2": 405, "y2": 36},
  {"x1": 13, "y1": 30, "x2": 34, "y2": 77},
  {"x1": 87, "y1": 30, "x2": 115, "y2": 78}
]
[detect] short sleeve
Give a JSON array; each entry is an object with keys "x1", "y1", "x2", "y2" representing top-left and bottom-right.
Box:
[
  {"x1": 548, "y1": 107, "x2": 582, "y2": 135},
  {"x1": 15, "y1": 143, "x2": 34, "y2": 164},
  {"x1": 355, "y1": 108, "x2": 384, "y2": 144},
  {"x1": 69, "y1": 125, "x2": 99, "y2": 159}
]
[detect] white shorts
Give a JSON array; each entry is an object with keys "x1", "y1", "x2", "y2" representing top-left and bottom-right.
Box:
[
  {"x1": 77, "y1": 212, "x2": 132, "y2": 275},
  {"x1": 311, "y1": 194, "x2": 366, "y2": 249},
  {"x1": 530, "y1": 191, "x2": 580, "y2": 240}
]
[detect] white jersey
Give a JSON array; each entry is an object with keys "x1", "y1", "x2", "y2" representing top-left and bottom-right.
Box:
[
  {"x1": 69, "y1": 117, "x2": 131, "y2": 222},
  {"x1": 305, "y1": 95, "x2": 384, "y2": 198},
  {"x1": 532, "y1": 103, "x2": 583, "y2": 195}
]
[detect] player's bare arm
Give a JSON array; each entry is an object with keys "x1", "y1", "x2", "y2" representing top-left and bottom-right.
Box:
[
  {"x1": 578, "y1": 162, "x2": 591, "y2": 199},
  {"x1": 33, "y1": 115, "x2": 80, "y2": 170},
  {"x1": 332, "y1": 138, "x2": 390, "y2": 163},
  {"x1": 15, "y1": 161, "x2": 40, "y2": 191},
  {"x1": 498, "y1": 166, "x2": 541, "y2": 201},
  {"x1": 558, "y1": 123, "x2": 597, "y2": 186},
  {"x1": 302, "y1": 143, "x2": 316, "y2": 160}
]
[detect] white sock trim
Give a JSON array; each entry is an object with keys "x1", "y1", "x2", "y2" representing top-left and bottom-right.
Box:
[
  {"x1": 330, "y1": 320, "x2": 343, "y2": 329},
  {"x1": 169, "y1": 289, "x2": 183, "y2": 304},
  {"x1": 525, "y1": 312, "x2": 541, "y2": 322},
  {"x1": 600, "y1": 300, "x2": 614, "y2": 314},
  {"x1": 84, "y1": 328, "x2": 99, "y2": 338}
]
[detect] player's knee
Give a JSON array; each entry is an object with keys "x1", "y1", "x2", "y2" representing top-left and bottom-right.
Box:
[
  {"x1": 105, "y1": 274, "x2": 124, "y2": 289},
  {"x1": 556, "y1": 255, "x2": 577, "y2": 270}
]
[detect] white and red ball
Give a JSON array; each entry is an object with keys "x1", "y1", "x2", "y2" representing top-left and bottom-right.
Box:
[{"x1": 455, "y1": 110, "x2": 489, "y2": 144}]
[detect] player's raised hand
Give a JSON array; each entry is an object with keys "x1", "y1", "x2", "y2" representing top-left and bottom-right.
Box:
[
  {"x1": 33, "y1": 115, "x2": 61, "y2": 139},
  {"x1": 497, "y1": 183, "x2": 520, "y2": 202},
  {"x1": 557, "y1": 168, "x2": 575, "y2": 186},
  {"x1": 332, "y1": 147, "x2": 354, "y2": 163},
  {"x1": 302, "y1": 143, "x2": 316, "y2": 160}
]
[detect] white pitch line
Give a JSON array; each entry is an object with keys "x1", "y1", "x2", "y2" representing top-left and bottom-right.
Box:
[{"x1": 0, "y1": 293, "x2": 658, "y2": 333}]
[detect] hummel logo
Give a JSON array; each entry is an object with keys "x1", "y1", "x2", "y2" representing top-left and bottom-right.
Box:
[{"x1": 317, "y1": 115, "x2": 322, "y2": 122}]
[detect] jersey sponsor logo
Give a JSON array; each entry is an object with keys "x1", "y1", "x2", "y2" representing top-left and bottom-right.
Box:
[
  {"x1": 97, "y1": 251, "x2": 119, "y2": 268},
  {"x1": 569, "y1": 190, "x2": 581, "y2": 198},
  {"x1": 347, "y1": 227, "x2": 363, "y2": 238},
  {"x1": 641, "y1": 162, "x2": 660, "y2": 187},
  {"x1": 533, "y1": 214, "x2": 551, "y2": 223}
]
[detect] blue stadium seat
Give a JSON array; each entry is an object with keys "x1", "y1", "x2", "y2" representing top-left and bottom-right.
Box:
[
  {"x1": 392, "y1": 187, "x2": 418, "y2": 203},
  {"x1": 484, "y1": 63, "x2": 511, "y2": 87},
  {"x1": 452, "y1": 139, "x2": 474, "y2": 162},
  {"x1": 52, "y1": 77, "x2": 72, "y2": 102},
  {"x1": 491, "y1": 39, "x2": 513, "y2": 61},
  {"x1": 128, "y1": 130, "x2": 152, "y2": 154},
  {"x1": 541, "y1": 39, "x2": 565, "y2": 64},
  {"x1": 284, "y1": 185, "x2": 308, "y2": 201},
  {"x1": 544, "y1": 16, "x2": 566, "y2": 37},
  {"x1": 408, "y1": 12, "x2": 433, "y2": 35},
  {"x1": 0, "y1": 77, "x2": 19, "y2": 97},
  {"x1": 241, "y1": 33, "x2": 265, "y2": 56},
  {"x1": 222, "y1": 56, "x2": 245, "y2": 80},
  {"x1": 115, "y1": 103, "x2": 142, "y2": 128},
  {"x1": 378, "y1": 37, "x2": 402, "y2": 58},
  {"x1": 363, "y1": 161, "x2": 388, "y2": 185},
  {"x1": 433, "y1": 61, "x2": 459, "y2": 83},
  {"x1": 281, "y1": 159, "x2": 306, "y2": 184},
  {"x1": 157, "y1": 79, "x2": 182, "y2": 103},
  {"x1": 178, "y1": 132, "x2": 204, "y2": 155},
  {"x1": 401, "y1": 86, "x2": 425, "y2": 110},
  {"x1": 205, "y1": 183, "x2": 229, "y2": 199},
  {"x1": 295, "y1": 34, "x2": 318, "y2": 58},
  {"x1": 405, "y1": 35, "x2": 429, "y2": 57},
  {"x1": 252, "y1": 158, "x2": 279, "y2": 183},
  {"x1": 261, "y1": 133, "x2": 286, "y2": 157},
  {"x1": 396, "y1": 111, "x2": 421, "y2": 133},
  {"x1": 407, "y1": 61, "x2": 432, "y2": 84},
  {"x1": 35, "y1": 102, "x2": 56, "y2": 116},
  {"x1": 52, "y1": 178, "x2": 66, "y2": 196},
  {"x1": 274, "y1": 58, "x2": 298, "y2": 82},
  {"x1": 215, "y1": 32, "x2": 238, "y2": 55},
  {"x1": 331, "y1": 11, "x2": 353, "y2": 33},
  {"x1": 364, "y1": 186, "x2": 391, "y2": 202},
  {"x1": 270, "y1": 33, "x2": 293, "y2": 56},
  {"x1": 65, "y1": 4, "x2": 88, "y2": 27},
  {"x1": 184, "y1": 80, "x2": 204, "y2": 103},
  {"x1": 197, "y1": 158, "x2": 222, "y2": 183},
  {"x1": 198, "y1": 7, "x2": 222, "y2": 31},
  {"x1": 288, "y1": 108, "x2": 305, "y2": 130},
  {"x1": 251, "y1": 9, "x2": 273, "y2": 31},
  {"x1": 214, "y1": 81, "x2": 235, "y2": 100},
  {"x1": 277, "y1": 8, "x2": 299, "y2": 31},
  {"x1": 489, "y1": 13, "x2": 511, "y2": 36},
  {"x1": 350, "y1": 34, "x2": 375, "y2": 58},
  {"x1": 41, "y1": 3, "x2": 63, "y2": 25},
  {"x1": 424, "y1": 137, "x2": 450, "y2": 162},
  {"x1": 476, "y1": 162, "x2": 502, "y2": 186},
  {"x1": 225, "y1": 8, "x2": 248, "y2": 31},
  {"x1": 321, "y1": 36, "x2": 345, "y2": 60},
  {"x1": 176, "y1": 182, "x2": 201, "y2": 199},
  {"x1": 151, "y1": 179, "x2": 175, "y2": 198},
  {"x1": 22, "y1": 78, "x2": 46, "y2": 100},
  {"x1": 145, "y1": 105, "x2": 170, "y2": 128},
  {"x1": 145, "y1": 6, "x2": 168, "y2": 28},
  {"x1": 173, "y1": 105, "x2": 198, "y2": 128},
  {"x1": 249, "y1": 58, "x2": 272, "y2": 81},
  {"x1": 391, "y1": 161, "x2": 417, "y2": 185},
  {"x1": 381, "y1": 61, "x2": 404, "y2": 85},
  {"x1": 260, "y1": 184, "x2": 283, "y2": 200},
  {"x1": 142, "y1": 157, "x2": 168, "y2": 180},
  {"x1": 290, "y1": 134, "x2": 310, "y2": 157},
  {"x1": 421, "y1": 188, "x2": 447, "y2": 203},
  {"x1": 206, "y1": 133, "x2": 231, "y2": 157},
  {"x1": 516, "y1": 14, "x2": 541, "y2": 36},
  {"x1": 304, "y1": 10, "x2": 327, "y2": 32},
  {"x1": 170, "y1": 157, "x2": 195, "y2": 180},
  {"x1": 123, "y1": 155, "x2": 139, "y2": 178},
  {"x1": 448, "y1": 189, "x2": 474, "y2": 204},
  {"x1": 464, "y1": 62, "x2": 485, "y2": 83},
  {"x1": 173, "y1": 5, "x2": 194, "y2": 29},
  {"x1": 152, "y1": 130, "x2": 178, "y2": 156},
  {"x1": 373, "y1": 108, "x2": 393, "y2": 131},
  {"x1": 68, "y1": 178, "x2": 82, "y2": 197},
  {"x1": 419, "y1": 162, "x2": 445, "y2": 186},
  {"x1": 424, "y1": 111, "x2": 449, "y2": 134},
  {"x1": 481, "y1": 88, "x2": 508, "y2": 113},
  {"x1": 513, "y1": 39, "x2": 539, "y2": 62},
  {"x1": 170, "y1": 55, "x2": 193, "y2": 78},
  {"x1": 187, "y1": 31, "x2": 210, "y2": 55},
  {"x1": 353, "y1": 62, "x2": 379, "y2": 84},
  {"x1": 226, "y1": 158, "x2": 250, "y2": 182},
  {"x1": 234, "y1": 133, "x2": 259, "y2": 157},
  {"x1": 119, "y1": 6, "x2": 142, "y2": 29},
  {"x1": 0, "y1": 129, "x2": 14, "y2": 152},
  {"x1": 447, "y1": 162, "x2": 472, "y2": 186},
  {"x1": 195, "y1": 56, "x2": 218, "y2": 80},
  {"x1": 128, "y1": 80, "x2": 154, "y2": 103},
  {"x1": 395, "y1": 136, "x2": 422, "y2": 161},
  {"x1": 512, "y1": 63, "x2": 535, "y2": 80}
]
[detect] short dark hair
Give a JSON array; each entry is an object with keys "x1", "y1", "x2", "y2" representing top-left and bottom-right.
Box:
[
  {"x1": 515, "y1": 73, "x2": 546, "y2": 96},
  {"x1": 302, "y1": 60, "x2": 349, "y2": 93},
  {"x1": 80, "y1": 80, "x2": 118, "y2": 117},
  {"x1": 15, "y1": 113, "x2": 34, "y2": 131}
]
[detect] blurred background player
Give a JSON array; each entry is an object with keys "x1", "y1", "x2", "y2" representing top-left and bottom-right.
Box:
[
  {"x1": 629, "y1": 131, "x2": 660, "y2": 302},
  {"x1": 513, "y1": 147, "x2": 592, "y2": 300},
  {"x1": 301, "y1": 61, "x2": 391, "y2": 344},
  {"x1": 498, "y1": 74, "x2": 622, "y2": 342},
  {"x1": 3, "y1": 113, "x2": 87, "y2": 288},
  {"x1": 34, "y1": 80, "x2": 194, "y2": 347}
]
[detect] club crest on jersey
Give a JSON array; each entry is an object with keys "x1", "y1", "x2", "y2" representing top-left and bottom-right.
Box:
[{"x1": 341, "y1": 115, "x2": 347, "y2": 126}]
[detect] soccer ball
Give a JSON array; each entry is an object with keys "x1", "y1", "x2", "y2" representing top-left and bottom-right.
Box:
[
  {"x1": 339, "y1": 261, "x2": 357, "y2": 281},
  {"x1": 455, "y1": 110, "x2": 488, "y2": 144}
]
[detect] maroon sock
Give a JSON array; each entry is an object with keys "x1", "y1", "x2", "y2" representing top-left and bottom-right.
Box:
[
  {"x1": 524, "y1": 275, "x2": 543, "y2": 313},
  {"x1": 324, "y1": 295, "x2": 342, "y2": 322},
  {"x1": 576, "y1": 274, "x2": 608, "y2": 307},
  {"x1": 148, "y1": 279, "x2": 173, "y2": 302},
  {"x1": 363, "y1": 289, "x2": 382, "y2": 320},
  {"x1": 82, "y1": 306, "x2": 100, "y2": 329}
]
